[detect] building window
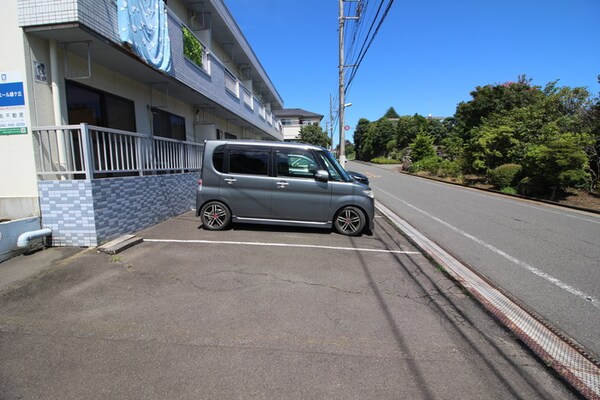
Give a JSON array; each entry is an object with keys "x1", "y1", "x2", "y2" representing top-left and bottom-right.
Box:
[
  {"x1": 66, "y1": 81, "x2": 136, "y2": 131},
  {"x1": 281, "y1": 119, "x2": 296, "y2": 126},
  {"x1": 152, "y1": 108, "x2": 186, "y2": 141}
]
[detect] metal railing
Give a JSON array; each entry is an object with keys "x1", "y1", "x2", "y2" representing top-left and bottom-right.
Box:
[
  {"x1": 224, "y1": 69, "x2": 239, "y2": 98},
  {"x1": 33, "y1": 123, "x2": 203, "y2": 180},
  {"x1": 242, "y1": 86, "x2": 254, "y2": 110}
]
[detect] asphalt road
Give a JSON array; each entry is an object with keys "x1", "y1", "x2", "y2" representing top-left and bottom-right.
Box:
[
  {"x1": 0, "y1": 212, "x2": 578, "y2": 399},
  {"x1": 348, "y1": 161, "x2": 600, "y2": 360}
]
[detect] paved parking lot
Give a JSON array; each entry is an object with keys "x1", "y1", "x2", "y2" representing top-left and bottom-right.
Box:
[{"x1": 0, "y1": 211, "x2": 578, "y2": 399}]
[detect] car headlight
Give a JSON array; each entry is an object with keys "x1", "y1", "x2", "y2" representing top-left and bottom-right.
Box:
[{"x1": 362, "y1": 189, "x2": 374, "y2": 199}]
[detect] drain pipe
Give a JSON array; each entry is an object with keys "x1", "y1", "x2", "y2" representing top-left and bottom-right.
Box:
[{"x1": 17, "y1": 228, "x2": 52, "y2": 249}]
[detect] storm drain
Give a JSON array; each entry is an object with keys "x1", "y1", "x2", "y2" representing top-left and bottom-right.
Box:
[{"x1": 377, "y1": 202, "x2": 600, "y2": 400}]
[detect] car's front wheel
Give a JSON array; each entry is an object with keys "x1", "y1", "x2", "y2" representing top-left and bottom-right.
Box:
[
  {"x1": 334, "y1": 206, "x2": 365, "y2": 236},
  {"x1": 200, "y1": 201, "x2": 231, "y2": 231}
]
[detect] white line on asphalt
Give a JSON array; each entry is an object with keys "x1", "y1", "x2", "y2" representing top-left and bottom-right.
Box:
[
  {"x1": 143, "y1": 238, "x2": 421, "y2": 255},
  {"x1": 396, "y1": 173, "x2": 600, "y2": 225},
  {"x1": 374, "y1": 189, "x2": 600, "y2": 309}
]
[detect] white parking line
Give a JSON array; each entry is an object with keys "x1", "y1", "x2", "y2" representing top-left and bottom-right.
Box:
[{"x1": 143, "y1": 238, "x2": 421, "y2": 255}]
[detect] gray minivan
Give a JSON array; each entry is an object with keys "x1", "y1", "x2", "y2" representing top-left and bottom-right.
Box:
[{"x1": 196, "y1": 140, "x2": 374, "y2": 236}]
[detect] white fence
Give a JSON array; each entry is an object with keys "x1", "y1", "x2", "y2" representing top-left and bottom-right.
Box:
[{"x1": 33, "y1": 124, "x2": 203, "y2": 180}]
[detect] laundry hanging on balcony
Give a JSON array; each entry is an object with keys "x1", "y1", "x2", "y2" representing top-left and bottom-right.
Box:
[{"x1": 118, "y1": 0, "x2": 172, "y2": 73}]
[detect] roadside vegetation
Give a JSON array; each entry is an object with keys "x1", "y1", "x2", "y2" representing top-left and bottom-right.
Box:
[{"x1": 353, "y1": 75, "x2": 600, "y2": 208}]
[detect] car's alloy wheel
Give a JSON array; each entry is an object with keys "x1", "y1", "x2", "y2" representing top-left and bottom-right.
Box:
[
  {"x1": 334, "y1": 206, "x2": 365, "y2": 236},
  {"x1": 200, "y1": 201, "x2": 231, "y2": 230}
]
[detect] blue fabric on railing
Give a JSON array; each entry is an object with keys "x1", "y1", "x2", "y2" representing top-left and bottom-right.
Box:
[{"x1": 118, "y1": 0, "x2": 172, "y2": 73}]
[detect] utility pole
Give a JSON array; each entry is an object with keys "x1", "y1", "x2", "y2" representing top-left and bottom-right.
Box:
[
  {"x1": 338, "y1": 0, "x2": 346, "y2": 168},
  {"x1": 329, "y1": 94, "x2": 334, "y2": 151},
  {"x1": 338, "y1": 0, "x2": 358, "y2": 169}
]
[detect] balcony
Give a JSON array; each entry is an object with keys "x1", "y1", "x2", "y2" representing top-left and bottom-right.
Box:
[{"x1": 17, "y1": 0, "x2": 283, "y2": 141}]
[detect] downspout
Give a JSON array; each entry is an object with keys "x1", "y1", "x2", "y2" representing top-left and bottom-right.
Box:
[
  {"x1": 17, "y1": 228, "x2": 52, "y2": 249},
  {"x1": 50, "y1": 39, "x2": 69, "y2": 176}
]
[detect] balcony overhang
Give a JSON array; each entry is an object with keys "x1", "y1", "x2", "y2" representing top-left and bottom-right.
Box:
[{"x1": 23, "y1": 23, "x2": 279, "y2": 140}]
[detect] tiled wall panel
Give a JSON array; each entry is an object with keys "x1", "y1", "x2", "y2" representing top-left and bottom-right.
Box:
[
  {"x1": 92, "y1": 173, "x2": 198, "y2": 243},
  {"x1": 38, "y1": 180, "x2": 97, "y2": 247},
  {"x1": 38, "y1": 173, "x2": 198, "y2": 247}
]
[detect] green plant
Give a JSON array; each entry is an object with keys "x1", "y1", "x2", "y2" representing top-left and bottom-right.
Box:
[
  {"x1": 370, "y1": 156, "x2": 401, "y2": 164},
  {"x1": 500, "y1": 187, "x2": 517, "y2": 195},
  {"x1": 183, "y1": 27, "x2": 203, "y2": 67},
  {"x1": 409, "y1": 155, "x2": 442, "y2": 173},
  {"x1": 489, "y1": 164, "x2": 522, "y2": 189}
]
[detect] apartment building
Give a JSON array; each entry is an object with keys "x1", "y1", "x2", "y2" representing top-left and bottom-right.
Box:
[
  {"x1": 273, "y1": 108, "x2": 324, "y2": 141},
  {"x1": 0, "y1": 0, "x2": 285, "y2": 253}
]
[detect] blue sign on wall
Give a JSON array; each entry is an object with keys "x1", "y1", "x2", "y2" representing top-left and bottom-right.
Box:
[{"x1": 0, "y1": 82, "x2": 25, "y2": 107}]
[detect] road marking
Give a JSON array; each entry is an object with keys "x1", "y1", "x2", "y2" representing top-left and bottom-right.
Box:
[
  {"x1": 374, "y1": 188, "x2": 600, "y2": 309},
  {"x1": 143, "y1": 238, "x2": 421, "y2": 255},
  {"x1": 391, "y1": 173, "x2": 600, "y2": 225}
]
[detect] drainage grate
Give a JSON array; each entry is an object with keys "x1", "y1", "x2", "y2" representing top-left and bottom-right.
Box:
[{"x1": 377, "y1": 202, "x2": 600, "y2": 400}]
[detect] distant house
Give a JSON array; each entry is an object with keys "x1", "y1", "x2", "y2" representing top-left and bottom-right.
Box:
[{"x1": 273, "y1": 109, "x2": 324, "y2": 141}]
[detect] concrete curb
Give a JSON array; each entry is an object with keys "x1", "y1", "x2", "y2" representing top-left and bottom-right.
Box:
[{"x1": 97, "y1": 235, "x2": 143, "y2": 254}]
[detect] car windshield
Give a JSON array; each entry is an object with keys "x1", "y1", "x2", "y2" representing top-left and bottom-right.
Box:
[{"x1": 317, "y1": 150, "x2": 352, "y2": 182}]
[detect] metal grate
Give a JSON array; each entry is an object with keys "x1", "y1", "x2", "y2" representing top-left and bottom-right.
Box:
[{"x1": 377, "y1": 202, "x2": 600, "y2": 400}]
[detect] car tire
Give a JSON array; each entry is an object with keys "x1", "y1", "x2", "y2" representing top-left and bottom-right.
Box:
[
  {"x1": 200, "y1": 201, "x2": 231, "y2": 231},
  {"x1": 334, "y1": 206, "x2": 365, "y2": 236}
]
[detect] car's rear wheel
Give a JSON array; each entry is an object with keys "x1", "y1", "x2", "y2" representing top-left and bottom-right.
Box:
[
  {"x1": 334, "y1": 206, "x2": 365, "y2": 236},
  {"x1": 200, "y1": 201, "x2": 231, "y2": 230}
]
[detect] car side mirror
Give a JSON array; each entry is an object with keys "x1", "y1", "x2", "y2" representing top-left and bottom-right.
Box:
[{"x1": 315, "y1": 169, "x2": 329, "y2": 182}]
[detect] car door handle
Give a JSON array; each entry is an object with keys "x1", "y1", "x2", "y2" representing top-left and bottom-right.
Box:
[
  {"x1": 276, "y1": 181, "x2": 289, "y2": 189},
  {"x1": 224, "y1": 177, "x2": 237, "y2": 185}
]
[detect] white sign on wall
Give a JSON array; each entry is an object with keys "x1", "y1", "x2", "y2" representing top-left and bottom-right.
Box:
[{"x1": 0, "y1": 71, "x2": 27, "y2": 136}]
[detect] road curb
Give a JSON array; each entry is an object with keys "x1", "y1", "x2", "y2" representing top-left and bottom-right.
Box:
[{"x1": 376, "y1": 201, "x2": 600, "y2": 400}]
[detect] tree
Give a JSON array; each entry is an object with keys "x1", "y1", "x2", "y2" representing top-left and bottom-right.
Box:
[
  {"x1": 410, "y1": 132, "x2": 436, "y2": 162},
  {"x1": 396, "y1": 114, "x2": 427, "y2": 149},
  {"x1": 522, "y1": 133, "x2": 590, "y2": 199},
  {"x1": 298, "y1": 124, "x2": 330, "y2": 148},
  {"x1": 383, "y1": 107, "x2": 400, "y2": 119},
  {"x1": 454, "y1": 75, "x2": 543, "y2": 141},
  {"x1": 372, "y1": 118, "x2": 396, "y2": 157},
  {"x1": 353, "y1": 118, "x2": 370, "y2": 161}
]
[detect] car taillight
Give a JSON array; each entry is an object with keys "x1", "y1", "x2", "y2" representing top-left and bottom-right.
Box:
[{"x1": 198, "y1": 179, "x2": 203, "y2": 190}]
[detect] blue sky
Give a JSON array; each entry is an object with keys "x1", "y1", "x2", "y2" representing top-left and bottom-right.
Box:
[{"x1": 226, "y1": 0, "x2": 600, "y2": 145}]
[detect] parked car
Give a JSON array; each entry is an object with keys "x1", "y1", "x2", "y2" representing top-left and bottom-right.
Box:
[
  {"x1": 347, "y1": 170, "x2": 369, "y2": 186},
  {"x1": 196, "y1": 140, "x2": 375, "y2": 236}
]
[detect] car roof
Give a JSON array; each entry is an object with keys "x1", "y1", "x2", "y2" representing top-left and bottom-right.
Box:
[{"x1": 204, "y1": 140, "x2": 327, "y2": 152}]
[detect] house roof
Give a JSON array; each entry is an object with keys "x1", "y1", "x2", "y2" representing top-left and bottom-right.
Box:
[{"x1": 272, "y1": 108, "x2": 324, "y2": 120}]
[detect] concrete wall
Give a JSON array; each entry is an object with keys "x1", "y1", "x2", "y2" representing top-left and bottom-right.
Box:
[{"x1": 0, "y1": 0, "x2": 40, "y2": 219}]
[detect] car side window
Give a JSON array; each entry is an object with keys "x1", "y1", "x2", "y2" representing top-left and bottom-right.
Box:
[
  {"x1": 276, "y1": 149, "x2": 319, "y2": 179},
  {"x1": 212, "y1": 145, "x2": 225, "y2": 173},
  {"x1": 316, "y1": 151, "x2": 343, "y2": 181},
  {"x1": 229, "y1": 148, "x2": 269, "y2": 175}
]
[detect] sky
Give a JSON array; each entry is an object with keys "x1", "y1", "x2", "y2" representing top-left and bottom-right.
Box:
[{"x1": 225, "y1": 0, "x2": 600, "y2": 146}]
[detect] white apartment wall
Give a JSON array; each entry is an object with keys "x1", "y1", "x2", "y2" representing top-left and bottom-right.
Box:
[{"x1": 0, "y1": 0, "x2": 40, "y2": 219}]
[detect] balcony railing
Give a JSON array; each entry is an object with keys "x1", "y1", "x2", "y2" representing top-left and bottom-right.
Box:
[
  {"x1": 33, "y1": 124, "x2": 203, "y2": 180},
  {"x1": 224, "y1": 69, "x2": 239, "y2": 98}
]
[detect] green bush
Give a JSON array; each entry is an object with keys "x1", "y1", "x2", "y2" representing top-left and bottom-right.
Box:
[
  {"x1": 409, "y1": 156, "x2": 463, "y2": 179},
  {"x1": 489, "y1": 164, "x2": 522, "y2": 189},
  {"x1": 370, "y1": 157, "x2": 401, "y2": 164},
  {"x1": 500, "y1": 187, "x2": 517, "y2": 195},
  {"x1": 409, "y1": 156, "x2": 442, "y2": 173}
]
